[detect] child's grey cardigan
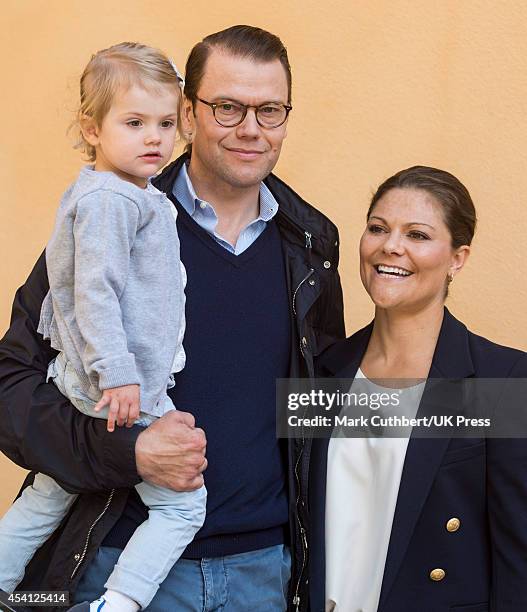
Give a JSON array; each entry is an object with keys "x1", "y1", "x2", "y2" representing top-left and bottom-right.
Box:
[{"x1": 38, "y1": 167, "x2": 185, "y2": 416}]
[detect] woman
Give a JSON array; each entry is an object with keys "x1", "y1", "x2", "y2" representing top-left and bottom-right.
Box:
[{"x1": 308, "y1": 166, "x2": 527, "y2": 612}]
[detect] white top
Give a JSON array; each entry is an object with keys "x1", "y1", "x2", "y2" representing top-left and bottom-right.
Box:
[{"x1": 325, "y1": 368, "x2": 425, "y2": 612}]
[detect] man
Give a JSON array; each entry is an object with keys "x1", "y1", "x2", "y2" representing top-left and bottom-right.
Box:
[{"x1": 0, "y1": 26, "x2": 344, "y2": 611}]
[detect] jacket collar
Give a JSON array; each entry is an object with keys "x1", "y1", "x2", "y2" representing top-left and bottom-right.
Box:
[
  {"x1": 324, "y1": 306, "x2": 475, "y2": 380},
  {"x1": 428, "y1": 306, "x2": 474, "y2": 378},
  {"x1": 153, "y1": 152, "x2": 340, "y2": 264}
]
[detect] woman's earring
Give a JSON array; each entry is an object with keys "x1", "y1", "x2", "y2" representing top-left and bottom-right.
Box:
[{"x1": 447, "y1": 272, "x2": 454, "y2": 284}]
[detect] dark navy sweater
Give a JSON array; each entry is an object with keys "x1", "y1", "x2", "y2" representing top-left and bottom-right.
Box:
[{"x1": 104, "y1": 200, "x2": 291, "y2": 558}]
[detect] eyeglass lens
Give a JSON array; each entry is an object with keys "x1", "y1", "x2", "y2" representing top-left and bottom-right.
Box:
[{"x1": 215, "y1": 101, "x2": 288, "y2": 127}]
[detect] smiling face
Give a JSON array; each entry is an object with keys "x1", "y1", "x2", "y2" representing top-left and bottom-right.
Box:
[
  {"x1": 82, "y1": 82, "x2": 180, "y2": 188},
  {"x1": 359, "y1": 187, "x2": 470, "y2": 314},
  {"x1": 182, "y1": 49, "x2": 289, "y2": 191}
]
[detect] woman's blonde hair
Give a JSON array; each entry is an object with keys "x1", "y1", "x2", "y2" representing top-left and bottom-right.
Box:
[{"x1": 71, "y1": 42, "x2": 183, "y2": 161}]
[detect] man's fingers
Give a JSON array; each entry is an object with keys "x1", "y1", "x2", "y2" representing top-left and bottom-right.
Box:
[
  {"x1": 168, "y1": 410, "x2": 195, "y2": 429},
  {"x1": 189, "y1": 474, "x2": 205, "y2": 489},
  {"x1": 135, "y1": 409, "x2": 207, "y2": 491},
  {"x1": 177, "y1": 430, "x2": 206, "y2": 455},
  {"x1": 188, "y1": 427, "x2": 207, "y2": 451},
  {"x1": 175, "y1": 474, "x2": 205, "y2": 491}
]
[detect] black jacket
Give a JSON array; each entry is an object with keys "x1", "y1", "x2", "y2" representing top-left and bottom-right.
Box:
[
  {"x1": 0, "y1": 154, "x2": 345, "y2": 611},
  {"x1": 309, "y1": 308, "x2": 527, "y2": 612}
]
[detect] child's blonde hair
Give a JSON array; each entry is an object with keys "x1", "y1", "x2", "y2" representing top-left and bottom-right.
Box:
[{"x1": 72, "y1": 42, "x2": 183, "y2": 161}]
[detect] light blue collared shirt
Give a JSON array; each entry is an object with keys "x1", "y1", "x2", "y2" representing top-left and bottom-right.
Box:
[{"x1": 172, "y1": 163, "x2": 279, "y2": 255}]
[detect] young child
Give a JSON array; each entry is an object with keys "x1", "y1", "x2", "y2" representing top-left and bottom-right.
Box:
[{"x1": 0, "y1": 42, "x2": 206, "y2": 612}]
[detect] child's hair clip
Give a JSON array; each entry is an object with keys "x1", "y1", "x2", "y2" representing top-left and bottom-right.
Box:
[{"x1": 169, "y1": 59, "x2": 185, "y2": 89}]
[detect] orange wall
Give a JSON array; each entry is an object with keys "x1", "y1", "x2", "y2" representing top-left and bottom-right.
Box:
[{"x1": 1, "y1": 1, "x2": 526, "y2": 510}]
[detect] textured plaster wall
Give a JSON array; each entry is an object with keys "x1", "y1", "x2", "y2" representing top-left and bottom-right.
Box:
[{"x1": 1, "y1": 0, "x2": 526, "y2": 510}]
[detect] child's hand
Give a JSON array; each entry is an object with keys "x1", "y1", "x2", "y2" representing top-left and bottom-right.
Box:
[{"x1": 94, "y1": 384, "x2": 140, "y2": 432}]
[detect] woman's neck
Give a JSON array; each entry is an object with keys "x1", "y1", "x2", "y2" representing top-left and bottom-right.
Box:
[{"x1": 362, "y1": 303, "x2": 445, "y2": 379}]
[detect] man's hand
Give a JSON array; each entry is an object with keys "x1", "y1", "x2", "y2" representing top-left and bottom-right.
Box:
[
  {"x1": 94, "y1": 384, "x2": 140, "y2": 432},
  {"x1": 135, "y1": 410, "x2": 207, "y2": 491}
]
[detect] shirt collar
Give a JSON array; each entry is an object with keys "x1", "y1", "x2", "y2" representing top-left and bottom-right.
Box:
[{"x1": 173, "y1": 162, "x2": 279, "y2": 222}]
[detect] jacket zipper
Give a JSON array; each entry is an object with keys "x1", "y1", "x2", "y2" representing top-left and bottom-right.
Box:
[
  {"x1": 291, "y1": 230, "x2": 314, "y2": 611},
  {"x1": 292, "y1": 232, "x2": 315, "y2": 319},
  {"x1": 293, "y1": 268, "x2": 314, "y2": 317},
  {"x1": 293, "y1": 446, "x2": 308, "y2": 611},
  {"x1": 70, "y1": 489, "x2": 115, "y2": 579}
]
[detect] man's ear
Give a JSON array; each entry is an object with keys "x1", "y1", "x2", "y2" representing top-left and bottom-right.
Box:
[
  {"x1": 80, "y1": 115, "x2": 100, "y2": 147},
  {"x1": 181, "y1": 96, "x2": 195, "y2": 142}
]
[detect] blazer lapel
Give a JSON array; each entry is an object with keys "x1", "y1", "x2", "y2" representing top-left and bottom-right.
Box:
[{"x1": 378, "y1": 308, "x2": 475, "y2": 609}]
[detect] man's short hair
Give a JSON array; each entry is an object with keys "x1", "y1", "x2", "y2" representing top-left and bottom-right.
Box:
[{"x1": 184, "y1": 25, "x2": 292, "y2": 106}]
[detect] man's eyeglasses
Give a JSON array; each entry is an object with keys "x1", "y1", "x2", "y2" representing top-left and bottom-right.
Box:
[{"x1": 196, "y1": 98, "x2": 292, "y2": 128}]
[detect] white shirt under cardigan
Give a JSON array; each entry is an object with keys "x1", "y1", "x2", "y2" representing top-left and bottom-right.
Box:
[{"x1": 325, "y1": 368, "x2": 425, "y2": 612}]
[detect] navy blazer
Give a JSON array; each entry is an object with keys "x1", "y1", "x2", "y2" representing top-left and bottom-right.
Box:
[{"x1": 308, "y1": 308, "x2": 527, "y2": 612}]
